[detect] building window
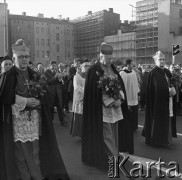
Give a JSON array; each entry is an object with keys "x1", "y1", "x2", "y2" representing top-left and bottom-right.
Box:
[
  {"x1": 41, "y1": 39, "x2": 44, "y2": 46},
  {"x1": 56, "y1": 33, "x2": 59, "y2": 41},
  {"x1": 42, "y1": 51, "x2": 44, "y2": 58},
  {"x1": 41, "y1": 27, "x2": 44, "y2": 34},
  {"x1": 46, "y1": 28, "x2": 49, "y2": 34},
  {"x1": 57, "y1": 56, "x2": 60, "y2": 61},
  {"x1": 67, "y1": 51, "x2": 70, "y2": 58},
  {"x1": 47, "y1": 51, "x2": 50, "y2": 57},
  {"x1": 56, "y1": 45, "x2": 59, "y2": 52},
  {"x1": 36, "y1": 38, "x2": 39, "y2": 45},
  {"x1": 46, "y1": 39, "x2": 49, "y2": 46},
  {"x1": 36, "y1": 50, "x2": 39, "y2": 57},
  {"x1": 68, "y1": 40, "x2": 70, "y2": 47},
  {"x1": 36, "y1": 27, "x2": 39, "y2": 34}
]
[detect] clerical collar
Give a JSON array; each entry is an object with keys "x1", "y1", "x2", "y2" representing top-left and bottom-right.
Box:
[
  {"x1": 15, "y1": 66, "x2": 28, "y2": 72},
  {"x1": 123, "y1": 69, "x2": 132, "y2": 73},
  {"x1": 100, "y1": 61, "x2": 111, "y2": 67}
]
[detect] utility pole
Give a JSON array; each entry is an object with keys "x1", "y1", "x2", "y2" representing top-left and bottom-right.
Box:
[
  {"x1": 4, "y1": 0, "x2": 8, "y2": 56},
  {"x1": 129, "y1": 4, "x2": 136, "y2": 64}
]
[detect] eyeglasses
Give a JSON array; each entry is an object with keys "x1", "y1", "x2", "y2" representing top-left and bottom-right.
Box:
[{"x1": 17, "y1": 55, "x2": 30, "y2": 59}]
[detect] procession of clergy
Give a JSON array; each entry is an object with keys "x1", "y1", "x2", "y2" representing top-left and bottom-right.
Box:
[{"x1": 0, "y1": 39, "x2": 177, "y2": 180}]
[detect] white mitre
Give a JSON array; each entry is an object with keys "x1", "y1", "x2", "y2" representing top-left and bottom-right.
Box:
[{"x1": 152, "y1": 51, "x2": 165, "y2": 60}]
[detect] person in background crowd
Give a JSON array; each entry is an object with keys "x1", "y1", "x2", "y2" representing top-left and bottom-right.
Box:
[
  {"x1": 68, "y1": 58, "x2": 81, "y2": 102},
  {"x1": 0, "y1": 56, "x2": 13, "y2": 73},
  {"x1": 142, "y1": 51, "x2": 177, "y2": 149},
  {"x1": 169, "y1": 64, "x2": 182, "y2": 115},
  {"x1": 37, "y1": 63, "x2": 45, "y2": 75},
  {"x1": 139, "y1": 65, "x2": 150, "y2": 111},
  {"x1": 70, "y1": 62, "x2": 90, "y2": 138},
  {"x1": 58, "y1": 63, "x2": 70, "y2": 113},
  {"x1": 28, "y1": 61, "x2": 34, "y2": 69},
  {"x1": 45, "y1": 60, "x2": 69, "y2": 126},
  {"x1": 0, "y1": 39, "x2": 70, "y2": 180},
  {"x1": 82, "y1": 42, "x2": 134, "y2": 171},
  {"x1": 120, "y1": 59, "x2": 140, "y2": 131}
]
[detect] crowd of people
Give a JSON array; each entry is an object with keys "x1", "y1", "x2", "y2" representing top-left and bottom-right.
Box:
[{"x1": 0, "y1": 39, "x2": 181, "y2": 179}]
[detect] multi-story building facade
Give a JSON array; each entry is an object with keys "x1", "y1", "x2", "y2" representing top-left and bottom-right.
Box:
[
  {"x1": 135, "y1": 0, "x2": 182, "y2": 64},
  {"x1": 9, "y1": 13, "x2": 75, "y2": 66},
  {"x1": 0, "y1": 3, "x2": 8, "y2": 57},
  {"x1": 72, "y1": 8, "x2": 120, "y2": 59},
  {"x1": 104, "y1": 28, "x2": 136, "y2": 63}
]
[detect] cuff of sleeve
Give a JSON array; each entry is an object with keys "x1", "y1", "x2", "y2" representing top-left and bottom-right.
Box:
[{"x1": 12, "y1": 95, "x2": 27, "y2": 117}]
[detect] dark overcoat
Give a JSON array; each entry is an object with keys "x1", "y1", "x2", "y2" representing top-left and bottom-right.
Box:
[{"x1": 82, "y1": 62, "x2": 134, "y2": 171}]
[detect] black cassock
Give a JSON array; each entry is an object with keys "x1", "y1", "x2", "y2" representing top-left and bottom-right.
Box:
[
  {"x1": 0, "y1": 66, "x2": 69, "y2": 180},
  {"x1": 82, "y1": 62, "x2": 134, "y2": 171},
  {"x1": 142, "y1": 66, "x2": 177, "y2": 146}
]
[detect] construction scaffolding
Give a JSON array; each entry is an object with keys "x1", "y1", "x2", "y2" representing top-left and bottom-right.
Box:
[
  {"x1": 135, "y1": 0, "x2": 158, "y2": 64},
  {"x1": 71, "y1": 9, "x2": 120, "y2": 59}
]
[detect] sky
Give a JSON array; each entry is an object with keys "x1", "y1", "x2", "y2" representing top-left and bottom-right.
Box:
[{"x1": 3, "y1": 0, "x2": 137, "y2": 21}]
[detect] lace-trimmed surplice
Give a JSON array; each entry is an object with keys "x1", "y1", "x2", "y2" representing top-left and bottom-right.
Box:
[{"x1": 12, "y1": 95, "x2": 40, "y2": 142}]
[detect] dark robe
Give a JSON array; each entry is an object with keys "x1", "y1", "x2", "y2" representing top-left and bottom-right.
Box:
[
  {"x1": 82, "y1": 62, "x2": 134, "y2": 171},
  {"x1": 140, "y1": 71, "x2": 149, "y2": 104},
  {"x1": 0, "y1": 66, "x2": 69, "y2": 180},
  {"x1": 142, "y1": 66, "x2": 177, "y2": 146}
]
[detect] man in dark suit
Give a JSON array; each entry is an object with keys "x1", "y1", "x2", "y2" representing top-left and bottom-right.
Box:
[{"x1": 45, "y1": 61, "x2": 68, "y2": 126}]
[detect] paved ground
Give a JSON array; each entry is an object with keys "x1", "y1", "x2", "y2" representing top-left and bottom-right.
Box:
[{"x1": 52, "y1": 110, "x2": 182, "y2": 180}]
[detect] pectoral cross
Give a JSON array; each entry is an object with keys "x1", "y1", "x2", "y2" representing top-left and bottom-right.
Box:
[{"x1": 24, "y1": 79, "x2": 30, "y2": 90}]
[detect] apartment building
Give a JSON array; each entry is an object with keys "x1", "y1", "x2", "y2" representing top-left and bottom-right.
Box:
[
  {"x1": 135, "y1": 0, "x2": 182, "y2": 64},
  {"x1": 72, "y1": 8, "x2": 120, "y2": 59},
  {"x1": 0, "y1": 3, "x2": 8, "y2": 57},
  {"x1": 9, "y1": 13, "x2": 75, "y2": 66}
]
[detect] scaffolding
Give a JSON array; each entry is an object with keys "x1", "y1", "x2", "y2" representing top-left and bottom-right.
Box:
[{"x1": 135, "y1": 0, "x2": 158, "y2": 64}]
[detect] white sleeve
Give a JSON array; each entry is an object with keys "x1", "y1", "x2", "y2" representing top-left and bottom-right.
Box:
[{"x1": 12, "y1": 95, "x2": 27, "y2": 118}]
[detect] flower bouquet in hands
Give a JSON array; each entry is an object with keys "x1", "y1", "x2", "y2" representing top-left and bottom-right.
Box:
[
  {"x1": 96, "y1": 71, "x2": 125, "y2": 106},
  {"x1": 171, "y1": 69, "x2": 182, "y2": 87},
  {"x1": 27, "y1": 74, "x2": 47, "y2": 99}
]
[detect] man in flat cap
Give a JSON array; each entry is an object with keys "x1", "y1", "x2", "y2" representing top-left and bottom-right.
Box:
[
  {"x1": 0, "y1": 39, "x2": 69, "y2": 180},
  {"x1": 82, "y1": 42, "x2": 134, "y2": 171},
  {"x1": 142, "y1": 50, "x2": 177, "y2": 149}
]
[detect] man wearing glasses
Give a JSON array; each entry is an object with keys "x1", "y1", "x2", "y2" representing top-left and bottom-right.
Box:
[{"x1": 0, "y1": 39, "x2": 69, "y2": 180}]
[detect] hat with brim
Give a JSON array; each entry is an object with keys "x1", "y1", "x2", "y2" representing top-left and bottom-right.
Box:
[{"x1": 81, "y1": 62, "x2": 90, "y2": 68}]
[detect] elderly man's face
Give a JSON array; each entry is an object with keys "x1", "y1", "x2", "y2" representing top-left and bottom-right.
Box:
[
  {"x1": 37, "y1": 64, "x2": 43, "y2": 71},
  {"x1": 50, "y1": 63, "x2": 58, "y2": 71},
  {"x1": 14, "y1": 51, "x2": 30, "y2": 69},
  {"x1": 74, "y1": 61, "x2": 81, "y2": 68},
  {"x1": 155, "y1": 58, "x2": 165, "y2": 68},
  {"x1": 100, "y1": 54, "x2": 112, "y2": 66},
  {"x1": 1, "y1": 59, "x2": 13, "y2": 73}
]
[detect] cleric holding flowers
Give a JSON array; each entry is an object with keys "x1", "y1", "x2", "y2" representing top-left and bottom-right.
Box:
[
  {"x1": 82, "y1": 42, "x2": 134, "y2": 171},
  {"x1": 0, "y1": 39, "x2": 69, "y2": 180}
]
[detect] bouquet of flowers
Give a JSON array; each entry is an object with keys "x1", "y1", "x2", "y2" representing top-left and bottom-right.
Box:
[
  {"x1": 26, "y1": 74, "x2": 47, "y2": 99},
  {"x1": 171, "y1": 68, "x2": 182, "y2": 87},
  {"x1": 96, "y1": 71, "x2": 125, "y2": 102}
]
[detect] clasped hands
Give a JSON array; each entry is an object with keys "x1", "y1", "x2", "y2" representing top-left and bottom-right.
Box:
[
  {"x1": 26, "y1": 98, "x2": 40, "y2": 108},
  {"x1": 108, "y1": 99, "x2": 121, "y2": 108}
]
